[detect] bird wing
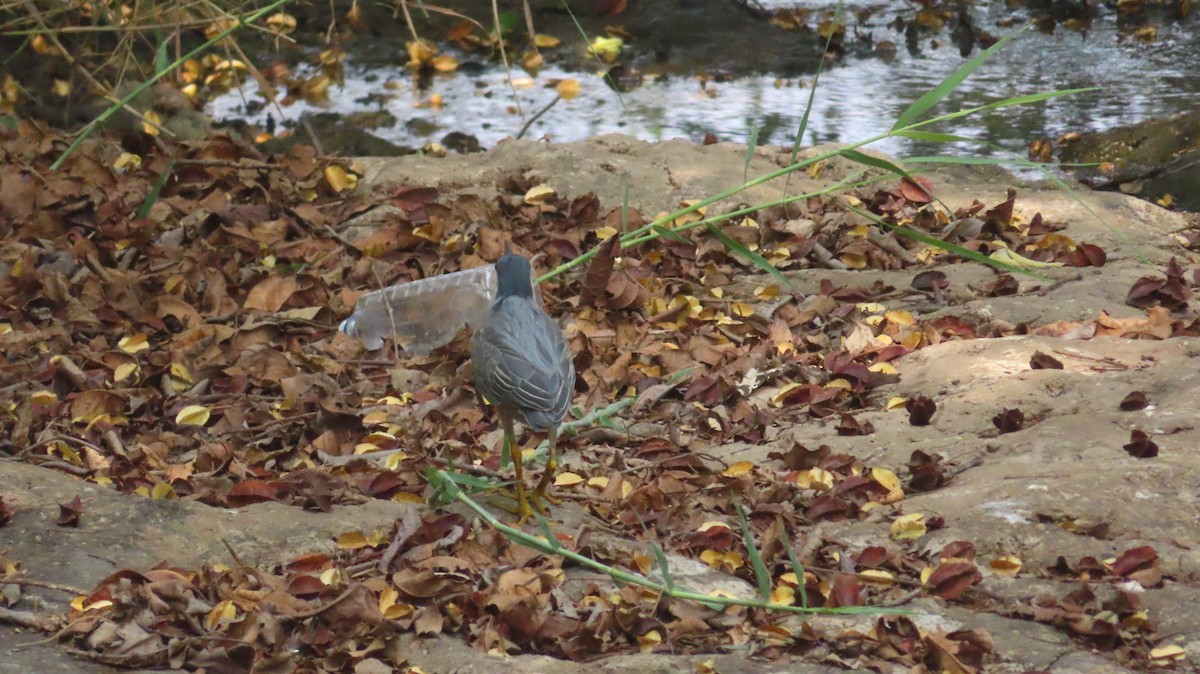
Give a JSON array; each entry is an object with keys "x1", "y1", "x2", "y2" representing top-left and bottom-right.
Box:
[{"x1": 472, "y1": 298, "x2": 573, "y2": 426}]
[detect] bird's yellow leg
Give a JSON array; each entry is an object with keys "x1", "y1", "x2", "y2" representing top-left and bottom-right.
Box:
[
  {"x1": 531, "y1": 426, "x2": 561, "y2": 507},
  {"x1": 501, "y1": 413, "x2": 535, "y2": 523}
]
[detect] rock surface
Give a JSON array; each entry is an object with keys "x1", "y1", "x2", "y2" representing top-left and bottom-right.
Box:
[{"x1": 4, "y1": 136, "x2": 1199, "y2": 672}]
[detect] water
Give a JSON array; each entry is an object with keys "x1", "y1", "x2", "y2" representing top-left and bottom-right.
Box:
[{"x1": 208, "y1": 2, "x2": 1199, "y2": 165}]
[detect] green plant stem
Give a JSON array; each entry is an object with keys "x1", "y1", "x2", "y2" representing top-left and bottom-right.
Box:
[
  {"x1": 49, "y1": 0, "x2": 294, "y2": 171},
  {"x1": 435, "y1": 469, "x2": 899, "y2": 616}
]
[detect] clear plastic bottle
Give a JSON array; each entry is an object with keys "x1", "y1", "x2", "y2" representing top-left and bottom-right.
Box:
[{"x1": 339, "y1": 264, "x2": 542, "y2": 354}]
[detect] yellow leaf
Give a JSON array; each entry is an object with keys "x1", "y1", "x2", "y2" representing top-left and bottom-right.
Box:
[
  {"x1": 113, "y1": 362, "x2": 140, "y2": 383},
  {"x1": 731, "y1": 302, "x2": 754, "y2": 318},
  {"x1": 589, "y1": 36, "x2": 624, "y2": 62},
  {"x1": 721, "y1": 461, "x2": 753, "y2": 477},
  {"x1": 406, "y1": 39, "x2": 436, "y2": 65},
  {"x1": 524, "y1": 184, "x2": 556, "y2": 204},
  {"x1": 871, "y1": 467, "x2": 904, "y2": 502},
  {"x1": 432, "y1": 55, "x2": 459, "y2": 72},
  {"x1": 826, "y1": 378, "x2": 852, "y2": 390},
  {"x1": 891, "y1": 513, "x2": 926, "y2": 541},
  {"x1": 266, "y1": 12, "x2": 297, "y2": 34},
  {"x1": 1149, "y1": 645, "x2": 1185, "y2": 663},
  {"x1": 555, "y1": 78, "x2": 581, "y2": 100},
  {"x1": 118, "y1": 334, "x2": 150, "y2": 354},
  {"x1": 170, "y1": 363, "x2": 193, "y2": 386},
  {"x1": 858, "y1": 569, "x2": 896, "y2": 585},
  {"x1": 31, "y1": 390, "x2": 59, "y2": 405},
  {"x1": 754, "y1": 285, "x2": 781, "y2": 299},
  {"x1": 393, "y1": 492, "x2": 425, "y2": 504},
  {"x1": 794, "y1": 467, "x2": 833, "y2": 491},
  {"x1": 362, "y1": 411, "x2": 390, "y2": 425},
  {"x1": 886, "y1": 396, "x2": 907, "y2": 410},
  {"x1": 868, "y1": 362, "x2": 897, "y2": 375},
  {"x1": 337, "y1": 531, "x2": 369, "y2": 550},
  {"x1": 206, "y1": 600, "x2": 238, "y2": 630},
  {"x1": 840, "y1": 252, "x2": 868, "y2": 269},
  {"x1": 0, "y1": 322, "x2": 11, "y2": 335},
  {"x1": 380, "y1": 587, "x2": 414, "y2": 619},
  {"x1": 884, "y1": 309, "x2": 915, "y2": 325},
  {"x1": 384, "y1": 452, "x2": 408, "y2": 471},
  {"x1": 521, "y1": 50, "x2": 544, "y2": 71},
  {"x1": 636, "y1": 629, "x2": 661, "y2": 653},
  {"x1": 113, "y1": 152, "x2": 142, "y2": 173},
  {"x1": 323, "y1": 165, "x2": 358, "y2": 193},
  {"x1": 320, "y1": 568, "x2": 343, "y2": 585},
  {"x1": 175, "y1": 404, "x2": 211, "y2": 426},
  {"x1": 593, "y1": 225, "x2": 619, "y2": 240},
  {"x1": 151, "y1": 482, "x2": 177, "y2": 500},
  {"x1": 633, "y1": 553, "x2": 652, "y2": 574},
  {"x1": 989, "y1": 555, "x2": 1022, "y2": 576},
  {"x1": 697, "y1": 521, "x2": 731, "y2": 533},
  {"x1": 534, "y1": 33, "x2": 561, "y2": 48},
  {"x1": 586, "y1": 476, "x2": 609, "y2": 489},
  {"x1": 555, "y1": 472, "x2": 584, "y2": 486},
  {"x1": 770, "y1": 584, "x2": 795, "y2": 605},
  {"x1": 141, "y1": 110, "x2": 162, "y2": 136}
]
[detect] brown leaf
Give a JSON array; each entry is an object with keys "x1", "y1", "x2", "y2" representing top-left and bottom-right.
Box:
[
  {"x1": 244, "y1": 274, "x2": 299, "y2": 312},
  {"x1": 1029, "y1": 351, "x2": 1063, "y2": 370},
  {"x1": 905, "y1": 395, "x2": 936, "y2": 426},
  {"x1": 912, "y1": 270, "x2": 949, "y2": 292},
  {"x1": 992, "y1": 407, "x2": 1025, "y2": 433},
  {"x1": 836, "y1": 413, "x2": 874, "y2": 436},
  {"x1": 1118, "y1": 390, "x2": 1149, "y2": 411},
  {"x1": 414, "y1": 604, "x2": 444, "y2": 636},
  {"x1": 1123, "y1": 429, "x2": 1159, "y2": 458},
  {"x1": 226, "y1": 479, "x2": 280, "y2": 507},
  {"x1": 1072, "y1": 242, "x2": 1107, "y2": 267},
  {"x1": 57, "y1": 494, "x2": 83, "y2": 527},
  {"x1": 580, "y1": 233, "x2": 619, "y2": 307},
  {"x1": 925, "y1": 561, "x2": 981, "y2": 600},
  {"x1": 828, "y1": 572, "x2": 861, "y2": 607},
  {"x1": 939, "y1": 540, "x2": 976, "y2": 561},
  {"x1": 1110, "y1": 546, "x2": 1158, "y2": 577}
]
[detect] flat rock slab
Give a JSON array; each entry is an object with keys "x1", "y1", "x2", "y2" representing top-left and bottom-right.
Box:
[{"x1": 5, "y1": 135, "x2": 1199, "y2": 672}]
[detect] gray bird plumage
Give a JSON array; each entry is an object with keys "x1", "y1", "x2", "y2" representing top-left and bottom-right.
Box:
[
  {"x1": 471, "y1": 251, "x2": 574, "y2": 522},
  {"x1": 473, "y1": 295, "x2": 574, "y2": 430}
]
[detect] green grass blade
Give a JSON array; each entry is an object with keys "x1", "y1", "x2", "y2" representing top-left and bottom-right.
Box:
[
  {"x1": 736, "y1": 504, "x2": 771, "y2": 603},
  {"x1": 652, "y1": 223, "x2": 691, "y2": 244},
  {"x1": 534, "y1": 512, "x2": 563, "y2": 551},
  {"x1": 743, "y1": 124, "x2": 759, "y2": 185},
  {"x1": 843, "y1": 202, "x2": 1051, "y2": 281},
  {"x1": 651, "y1": 539, "x2": 674, "y2": 592},
  {"x1": 136, "y1": 158, "x2": 175, "y2": 219},
  {"x1": 153, "y1": 35, "x2": 170, "y2": 76},
  {"x1": 791, "y1": 0, "x2": 842, "y2": 164},
  {"x1": 704, "y1": 222, "x2": 794, "y2": 289},
  {"x1": 779, "y1": 526, "x2": 809, "y2": 609},
  {"x1": 907, "y1": 87, "x2": 1098, "y2": 131},
  {"x1": 893, "y1": 130, "x2": 978, "y2": 143},
  {"x1": 892, "y1": 24, "x2": 1029, "y2": 132}
]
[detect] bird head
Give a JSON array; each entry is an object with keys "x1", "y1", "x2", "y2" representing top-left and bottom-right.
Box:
[{"x1": 496, "y1": 250, "x2": 534, "y2": 299}]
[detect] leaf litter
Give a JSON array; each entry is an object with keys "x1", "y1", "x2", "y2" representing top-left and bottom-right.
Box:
[{"x1": 0, "y1": 122, "x2": 1189, "y2": 671}]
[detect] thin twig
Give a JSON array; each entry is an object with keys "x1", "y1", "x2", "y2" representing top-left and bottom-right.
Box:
[
  {"x1": 0, "y1": 576, "x2": 86, "y2": 595},
  {"x1": 285, "y1": 584, "x2": 360, "y2": 619},
  {"x1": 516, "y1": 95, "x2": 560, "y2": 140}
]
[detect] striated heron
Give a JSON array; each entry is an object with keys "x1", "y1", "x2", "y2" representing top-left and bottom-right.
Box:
[{"x1": 472, "y1": 251, "x2": 574, "y2": 521}]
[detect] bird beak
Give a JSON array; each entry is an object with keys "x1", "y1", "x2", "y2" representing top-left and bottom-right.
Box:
[{"x1": 504, "y1": 242, "x2": 513, "y2": 255}]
